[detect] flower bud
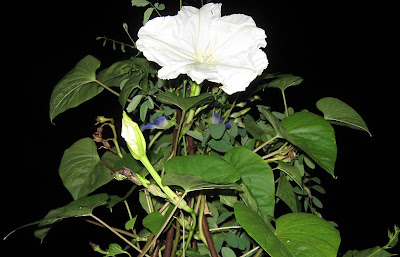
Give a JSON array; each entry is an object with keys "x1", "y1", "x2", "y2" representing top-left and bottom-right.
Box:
[{"x1": 121, "y1": 111, "x2": 147, "y2": 160}]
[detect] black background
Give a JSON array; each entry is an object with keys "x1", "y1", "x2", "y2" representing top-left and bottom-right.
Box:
[{"x1": 3, "y1": 1, "x2": 399, "y2": 256}]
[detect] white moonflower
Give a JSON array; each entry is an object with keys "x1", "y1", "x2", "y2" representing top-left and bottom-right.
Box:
[{"x1": 136, "y1": 3, "x2": 268, "y2": 94}]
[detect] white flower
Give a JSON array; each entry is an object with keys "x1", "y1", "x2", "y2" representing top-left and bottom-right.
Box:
[{"x1": 136, "y1": 3, "x2": 268, "y2": 95}]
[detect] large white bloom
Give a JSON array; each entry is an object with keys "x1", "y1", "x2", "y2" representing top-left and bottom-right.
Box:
[{"x1": 136, "y1": 3, "x2": 268, "y2": 94}]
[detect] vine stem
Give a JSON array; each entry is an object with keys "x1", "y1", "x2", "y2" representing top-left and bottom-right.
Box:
[
  {"x1": 90, "y1": 214, "x2": 151, "y2": 257},
  {"x1": 140, "y1": 154, "x2": 193, "y2": 213}
]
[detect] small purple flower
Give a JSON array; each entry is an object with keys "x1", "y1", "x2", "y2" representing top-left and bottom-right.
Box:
[
  {"x1": 143, "y1": 116, "x2": 169, "y2": 129},
  {"x1": 211, "y1": 113, "x2": 231, "y2": 129}
]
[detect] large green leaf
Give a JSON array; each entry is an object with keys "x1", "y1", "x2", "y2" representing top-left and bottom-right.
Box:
[
  {"x1": 156, "y1": 91, "x2": 214, "y2": 112},
  {"x1": 164, "y1": 155, "x2": 240, "y2": 184},
  {"x1": 224, "y1": 147, "x2": 275, "y2": 217},
  {"x1": 275, "y1": 212, "x2": 341, "y2": 257},
  {"x1": 234, "y1": 203, "x2": 293, "y2": 256},
  {"x1": 234, "y1": 203, "x2": 340, "y2": 257},
  {"x1": 316, "y1": 97, "x2": 371, "y2": 136},
  {"x1": 49, "y1": 55, "x2": 102, "y2": 122},
  {"x1": 4, "y1": 194, "x2": 109, "y2": 242},
  {"x1": 34, "y1": 194, "x2": 109, "y2": 242},
  {"x1": 281, "y1": 112, "x2": 337, "y2": 176},
  {"x1": 162, "y1": 172, "x2": 240, "y2": 192},
  {"x1": 59, "y1": 138, "x2": 115, "y2": 200}
]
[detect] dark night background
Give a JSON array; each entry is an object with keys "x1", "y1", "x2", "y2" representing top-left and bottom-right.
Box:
[{"x1": 3, "y1": 0, "x2": 399, "y2": 256}]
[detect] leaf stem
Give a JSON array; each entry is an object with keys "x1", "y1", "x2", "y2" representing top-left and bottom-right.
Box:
[
  {"x1": 94, "y1": 79, "x2": 121, "y2": 98},
  {"x1": 90, "y1": 214, "x2": 150, "y2": 257},
  {"x1": 282, "y1": 90, "x2": 289, "y2": 117},
  {"x1": 253, "y1": 135, "x2": 279, "y2": 153}
]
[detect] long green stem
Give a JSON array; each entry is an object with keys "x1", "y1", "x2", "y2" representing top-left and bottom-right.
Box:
[
  {"x1": 140, "y1": 155, "x2": 193, "y2": 214},
  {"x1": 253, "y1": 135, "x2": 279, "y2": 153}
]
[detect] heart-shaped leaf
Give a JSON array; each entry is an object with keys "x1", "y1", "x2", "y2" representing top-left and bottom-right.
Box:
[
  {"x1": 281, "y1": 112, "x2": 337, "y2": 176},
  {"x1": 49, "y1": 55, "x2": 102, "y2": 122},
  {"x1": 234, "y1": 203, "x2": 341, "y2": 257},
  {"x1": 59, "y1": 138, "x2": 115, "y2": 200},
  {"x1": 275, "y1": 212, "x2": 341, "y2": 256},
  {"x1": 316, "y1": 97, "x2": 371, "y2": 136}
]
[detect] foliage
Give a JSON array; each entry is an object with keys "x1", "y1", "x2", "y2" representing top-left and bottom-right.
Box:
[{"x1": 5, "y1": 1, "x2": 397, "y2": 257}]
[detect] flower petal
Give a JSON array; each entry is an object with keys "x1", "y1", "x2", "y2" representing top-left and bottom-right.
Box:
[{"x1": 136, "y1": 3, "x2": 268, "y2": 94}]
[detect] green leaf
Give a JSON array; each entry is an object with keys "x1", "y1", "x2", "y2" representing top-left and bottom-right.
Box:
[
  {"x1": 126, "y1": 94, "x2": 144, "y2": 113},
  {"x1": 221, "y1": 247, "x2": 236, "y2": 257},
  {"x1": 208, "y1": 138, "x2": 234, "y2": 153},
  {"x1": 142, "y1": 211, "x2": 166, "y2": 235},
  {"x1": 275, "y1": 213, "x2": 341, "y2": 257},
  {"x1": 224, "y1": 147, "x2": 275, "y2": 217},
  {"x1": 35, "y1": 194, "x2": 109, "y2": 242},
  {"x1": 281, "y1": 112, "x2": 337, "y2": 176},
  {"x1": 276, "y1": 174, "x2": 298, "y2": 212},
  {"x1": 234, "y1": 203, "x2": 340, "y2": 257},
  {"x1": 156, "y1": 91, "x2": 214, "y2": 112},
  {"x1": 316, "y1": 97, "x2": 371, "y2": 136},
  {"x1": 258, "y1": 106, "x2": 289, "y2": 138},
  {"x1": 119, "y1": 74, "x2": 142, "y2": 107},
  {"x1": 162, "y1": 172, "x2": 240, "y2": 192},
  {"x1": 234, "y1": 203, "x2": 293, "y2": 256},
  {"x1": 143, "y1": 7, "x2": 154, "y2": 24},
  {"x1": 49, "y1": 55, "x2": 102, "y2": 122},
  {"x1": 125, "y1": 216, "x2": 137, "y2": 230},
  {"x1": 131, "y1": 0, "x2": 150, "y2": 7},
  {"x1": 165, "y1": 155, "x2": 240, "y2": 184},
  {"x1": 209, "y1": 123, "x2": 226, "y2": 140},
  {"x1": 243, "y1": 115, "x2": 264, "y2": 140},
  {"x1": 59, "y1": 138, "x2": 113, "y2": 200},
  {"x1": 266, "y1": 73, "x2": 303, "y2": 91},
  {"x1": 276, "y1": 161, "x2": 303, "y2": 188},
  {"x1": 106, "y1": 243, "x2": 131, "y2": 257},
  {"x1": 118, "y1": 58, "x2": 149, "y2": 106}
]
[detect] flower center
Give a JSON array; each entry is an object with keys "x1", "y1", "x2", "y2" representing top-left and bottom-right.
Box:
[{"x1": 196, "y1": 51, "x2": 215, "y2": 64}]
